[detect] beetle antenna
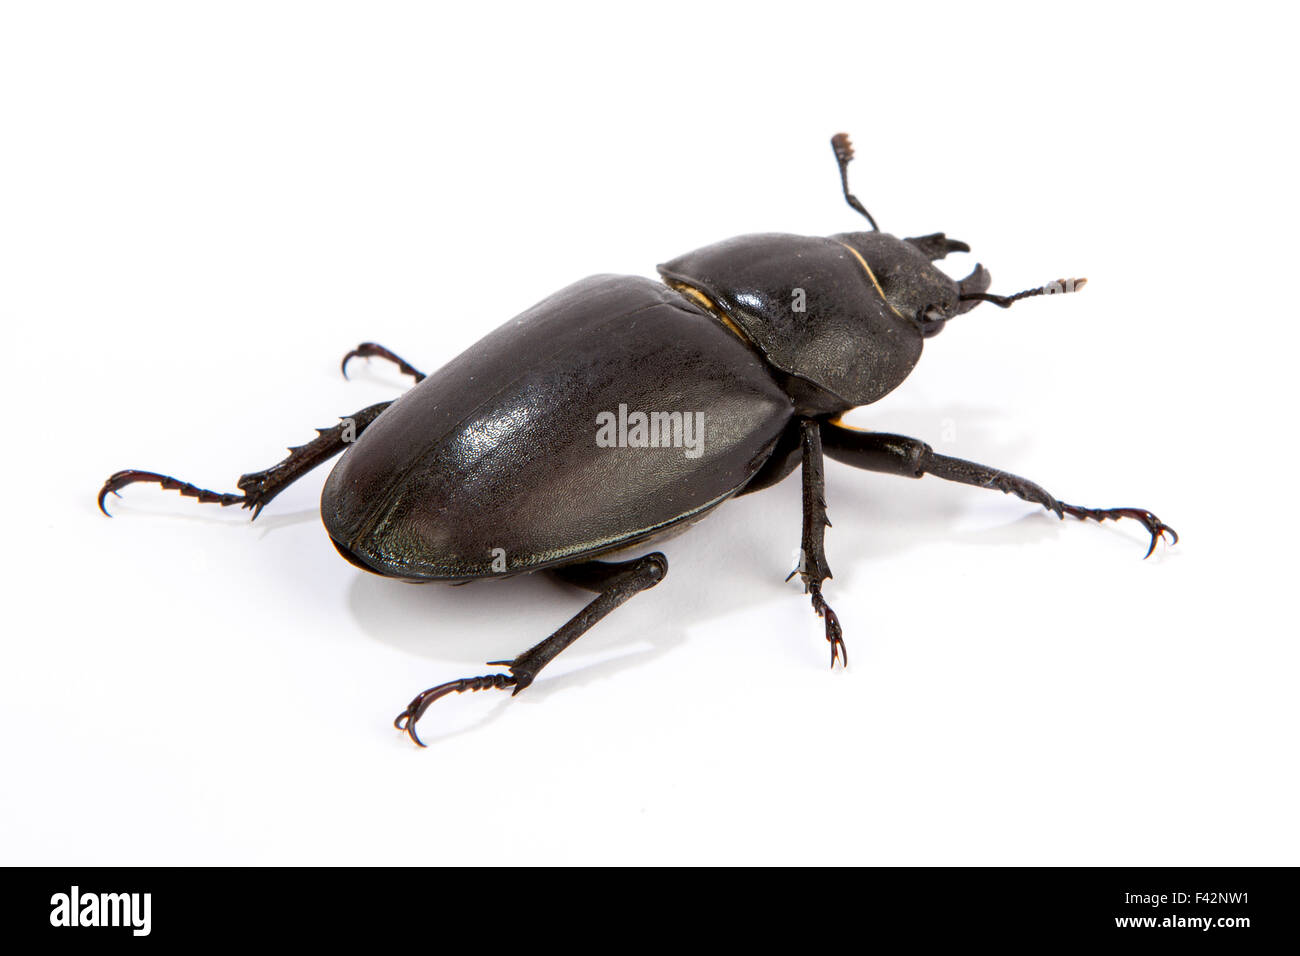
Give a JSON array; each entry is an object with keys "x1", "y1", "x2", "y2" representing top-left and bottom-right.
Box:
[
  {"x1": 960, "y1": 277, "x2": 1088, "y2": 309},
  {"x1": 831, "y1": 133, "x2": 879, "y2": 231}
]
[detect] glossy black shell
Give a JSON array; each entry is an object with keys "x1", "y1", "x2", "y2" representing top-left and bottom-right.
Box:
[
  {"x1": 321, "y1": 275, "x2": 794, "y2": 581},
  {"x1": 658, "y1": 233, "x2": 926, "y2": 413}
]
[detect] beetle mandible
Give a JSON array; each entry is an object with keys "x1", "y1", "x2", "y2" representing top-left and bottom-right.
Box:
[{"x1": 99, "y1": 133, "x2": 1177, "y2": 745}]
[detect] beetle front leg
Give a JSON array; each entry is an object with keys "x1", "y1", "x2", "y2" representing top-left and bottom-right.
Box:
[
  {"x1": 820, "y1": 423, "x2": 1178, "y2": 558},
  {"x1": 97, "y1": 401, "x2": 392, "y2": 519},
  {"x1": 394, "y1": 552, "x2": 668, "y2": 746},
  {"x1": 788, "y1": 419, "x2": 846, "y2": 668}
]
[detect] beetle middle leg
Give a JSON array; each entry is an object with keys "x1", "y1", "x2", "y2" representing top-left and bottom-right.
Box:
[
  {"x1": 820, "y1": 422, "x2": 1178, "y2": 558},
  {"x1": 394, "y1": 552, "x2": 668, "y2": 746},
  {"x1": 789, "y1": 418, "x2": 847, "y2": 668},
  {"x1": 340, "y1": 342, "x2": 426, "y2": 383},
  {"x1": 97, "y1": 401, "x2": 392, "y2": 519}
]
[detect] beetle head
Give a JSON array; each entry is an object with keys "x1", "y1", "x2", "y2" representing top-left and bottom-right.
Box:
[
  {"x1": 833, "y1": 231, "x2": 990, "y2": 338},
  {"x1": 826, "y1": 134, "x2": 1084, "y2": 336}
]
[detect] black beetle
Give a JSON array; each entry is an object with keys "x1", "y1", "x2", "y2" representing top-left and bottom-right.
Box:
[{"x1": 99, "y1": 133, "x2": 1177, "y2": 745}]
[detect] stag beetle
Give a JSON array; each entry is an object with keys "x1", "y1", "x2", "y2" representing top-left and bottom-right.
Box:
[{"x1": 99, "y1": 133, "x2": 1177, "y2": 745}]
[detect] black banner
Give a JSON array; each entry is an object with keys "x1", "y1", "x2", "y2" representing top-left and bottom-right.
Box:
[{"x1": 8, "y1": 867, "x2": 1294, "y2": 943}]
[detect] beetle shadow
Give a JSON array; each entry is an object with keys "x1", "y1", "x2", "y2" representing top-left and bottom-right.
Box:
[
  {"x1": 93, "y1": 489, "x2": 322, "y2": 534},
  {"x1": 343, "y1": 400, "x2": 1142, "y2": 742}
]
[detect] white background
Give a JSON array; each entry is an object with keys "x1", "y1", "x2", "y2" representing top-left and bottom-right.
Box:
[{"x1": 2, "y1": 2, "x2": 1295, "y2": 865}]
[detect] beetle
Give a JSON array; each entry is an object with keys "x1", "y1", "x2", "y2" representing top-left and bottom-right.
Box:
[{"x1": 99, "y1": 132, "x2": 1177, "y2": 745}]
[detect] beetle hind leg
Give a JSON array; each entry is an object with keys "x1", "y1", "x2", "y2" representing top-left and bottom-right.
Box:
[
  {"x1": 97, "y1": 401, "x2": 392, "y2": 519},
  {"x1": 394, "y1": 552, "x2": 668, "y2": 747}
]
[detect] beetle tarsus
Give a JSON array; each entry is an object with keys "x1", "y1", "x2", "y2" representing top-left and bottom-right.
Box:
[
  {"x1": 394, "y1": 673, "x2": 518, "y2": 747},
  {"x1": 95, "y1": 468, "x2": 280, "y2": 520},
  {"x1": 1058, "y1": 504, "x2": 1178, "y2": 559},
  {"x1": 97, "y1": 470, "x2": 245, "y2": 516},
  {"x1": 811, "y1": 586, "x2": 847, "y2": 669},
  {"x1": 341, "y1": 342, "x2": 426, "y2": 384}
]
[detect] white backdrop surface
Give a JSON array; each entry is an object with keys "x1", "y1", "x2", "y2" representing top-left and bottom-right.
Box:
[{"x1": 1, "y1": 1, "x2": 1295, "y2": 865}]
